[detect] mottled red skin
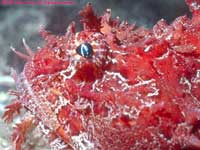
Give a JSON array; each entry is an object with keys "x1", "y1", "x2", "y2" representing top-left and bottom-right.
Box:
[{"x1": 3, "y1": 1, "x2": 200, "y2": 150}]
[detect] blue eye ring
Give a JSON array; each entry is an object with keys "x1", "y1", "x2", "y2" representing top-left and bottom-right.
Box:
[{"x1": 76, "y1": 42, "x2": 94, "y2": 58}]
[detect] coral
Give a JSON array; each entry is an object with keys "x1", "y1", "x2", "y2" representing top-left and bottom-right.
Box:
[{"x1": 3, "y1": 1, "x2": 200, "y2": 150}]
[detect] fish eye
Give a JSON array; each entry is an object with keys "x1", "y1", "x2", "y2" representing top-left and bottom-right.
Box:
[{"x1": 76, "y1": 42, "x2": 94, "y2": 58}]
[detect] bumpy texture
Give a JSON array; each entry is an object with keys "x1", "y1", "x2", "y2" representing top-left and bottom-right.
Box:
[{"x1": 3, "y1": 0, "x2": 200, "y2": 150}]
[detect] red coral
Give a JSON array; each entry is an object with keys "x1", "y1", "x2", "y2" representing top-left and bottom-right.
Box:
[{"x1": 3, "y1": 1, "x2": 200, "y2": 150}]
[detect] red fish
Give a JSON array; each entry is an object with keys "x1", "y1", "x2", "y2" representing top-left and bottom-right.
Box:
[{"x1": 3, "y1": 1, "x2": 200, "y2": 149}]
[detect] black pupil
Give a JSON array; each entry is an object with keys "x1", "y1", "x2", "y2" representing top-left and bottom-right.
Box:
[{"x1": 76, "y1": 43, "x2": 93, "y2": 58}]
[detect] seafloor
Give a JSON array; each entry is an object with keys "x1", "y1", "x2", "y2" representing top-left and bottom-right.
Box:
[{"x1": 0, "y1": 0, "x2": 189, "y2": 149}]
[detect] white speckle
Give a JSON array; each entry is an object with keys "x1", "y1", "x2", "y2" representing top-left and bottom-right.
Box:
[
  {"x1": 74, "y1": 33, "x2": 81, "y2": 46},
  {"x1": 196, "y1": 70, "x2": 200, "y2": 78},
  {"x1": 38, "y1": 121, "x2": 50, "y2": 135},
  {"x1": 191, "y1": 2, "x2": 200, "y2": 11},
  {"x1": 192, "y1": 69, "x2": 200, "y2": 83},
  {"x1": 54, "y1": 96, "x2": 70, "y2": 114},
  {"x1": 147, "y1": 89, "x2": 159, "y2": 97},
  {"x1": 134, "y1": 78, "x2": 159, "y2": 98},
  {"x1": 109, "y1": 49, "x2": 128, "y2": 55},
  {"x1": 156, "y1": 50, "x2": 169, "y2": 60},
  {"x1": 180, "y1": 76, "x2": 192, "y2": 93},
  {"x1": 91, "y1": 71, "x2": 131, "y2": 92},
  {"x1": 143, "y1": 100, "x2": 155, "y2": 107},
  {"x1": 144, "y1": 45, "x2": 152, "y2": 52},
  {"x1": 134, "y1": 78, "x2": 155, "y2": 87},
  {"x1": 121, "y1": 59, "x2": 126, "y2": 64},
  {"x1": 105, "y1": 71, "x2": 127, "y2": 82},
  {"x1": 118, "y1": 80, "x2": 123, "y2": 84},
  {"x1": 165, "y1": 33, "x2": 173, "y2": 40},
  {"x1": 91, "y1": 79, "x2": 102, "y2": 92},
  {"x1": 111, "y1": 58, "x2": 118, "y2": 64},
  {"x1": 60, "y1": 59, "x2": 77, "y2": 81},
  {"x1": 71, "y1": 132, "x2": 94, "y2": 150},
  {"x1": 74, "y1": 97, "x2": 93, "y2": 110},
  {"x1": 50, "y1": 138, "x2": 67, "y2": 150}
]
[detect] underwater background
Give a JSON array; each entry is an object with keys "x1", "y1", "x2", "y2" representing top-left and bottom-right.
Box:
[{"x1": 0, "y1": 0, "x2": 189, "y2": 149}]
